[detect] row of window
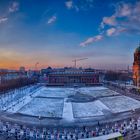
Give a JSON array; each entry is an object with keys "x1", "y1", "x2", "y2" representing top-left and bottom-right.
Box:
[{"x1": 49, "y1": 77, "x2": 99, "y2": 83}]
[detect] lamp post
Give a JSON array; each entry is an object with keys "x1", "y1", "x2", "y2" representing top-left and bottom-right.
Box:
[{"x1": 38, "y1": 115, "x2": 41, "y2": 128}]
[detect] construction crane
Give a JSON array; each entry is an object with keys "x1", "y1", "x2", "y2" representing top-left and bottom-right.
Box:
[{"x1": 72, "y1": 58, "x2": 88, "y2": 68}]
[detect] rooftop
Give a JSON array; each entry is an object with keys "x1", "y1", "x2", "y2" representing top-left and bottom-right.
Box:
[
  {"x1": 49, "y1": 71, "x2": 96, "y2": 75},
  {"x1": 135, "y1": 44, "x2": 140, "y2": 52}
]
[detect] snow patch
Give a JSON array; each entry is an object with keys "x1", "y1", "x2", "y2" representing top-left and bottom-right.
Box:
[
  {"x1": 18, "y1": 98, "x2": 64, "y2": 118},
  {"x1": 63, "y1": 99, "x2": 74, "y2": 121},
  {"x1": 72, "y1": 100, "x2": 109, "y2": 118},
  {"x1": 100, "y1": 96, "x2": 140, "y2": 113}
]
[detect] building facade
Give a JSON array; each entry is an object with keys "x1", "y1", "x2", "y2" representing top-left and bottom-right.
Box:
[
  {"x1": 47, "y1": 69, "x2": 100, "y2": 86},
  {"x1": 0, "y1": 70, "x2": 27, "y2": 84},
  {"x1": 133, "y1": 45, "x2": 140, "y2": 87}
]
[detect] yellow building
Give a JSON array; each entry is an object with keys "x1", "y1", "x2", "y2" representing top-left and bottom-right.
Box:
[{"x1": 133, "y1": 44, "x2": 140, "y2": 87}]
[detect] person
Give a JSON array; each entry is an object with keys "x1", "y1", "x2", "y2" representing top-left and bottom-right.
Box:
[
  {"x1": 137, "y1": 117, "x2": 140, "y2": 131},
  {"x1": 83, "y1": 126, "x2": 86, "y2": 131},
  {"x1": 98, "y1": 121, "x2": 100, "y2": 126}
]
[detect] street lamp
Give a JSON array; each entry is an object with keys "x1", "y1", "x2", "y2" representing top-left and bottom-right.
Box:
[{"x1": 38, "y1": 115, "x2": 42, "y2": 128}]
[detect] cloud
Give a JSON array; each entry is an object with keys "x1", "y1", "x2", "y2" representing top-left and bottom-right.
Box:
[
  {"x1": 106, "y1": 27, "x2": 127, "y2": 36},
  {"x1": 65, "y1": 1, "x2": 73, "y2": 9},
  {"x1": 101, "y1": 1, "x2": 140, "y2": 34},
  {"x1": 9, "y1": 2, "x2": 19, "y2": 13},
  {"x1": 80, "y1": 35, "x2": 103, "y2": 47},
  {"x1": 0, "y1": 1, "x2": 19, "y2": 25},
  {"x1": 47, "y1": 16, "x2": 56, "y2": 24},
  {"x1": 65, "y1": 0, "x2": 94, "y2": 11},
  {"x1": 106, "y1": 28, "x2": 116, "y2": 36},
  {"x1": 101, "y1": 16, "x2": 117, "y2": 28},
  {"x1": 0, "y1": 17, "x2": 8, "y2": 24},
  {"x1": 115, "y1": 3, "x2": 132, "y2": 17},
  {"x1": 80, "y1": 2, "x2": 140, "y2": 47}
]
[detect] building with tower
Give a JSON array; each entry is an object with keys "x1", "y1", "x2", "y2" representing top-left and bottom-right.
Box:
[{"x1": 133, "y1": 44, "x2": 140, "y2": 87}]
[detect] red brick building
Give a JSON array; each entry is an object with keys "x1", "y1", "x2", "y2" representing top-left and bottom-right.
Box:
[
  {"x1": 133, "y1": 45, "x2": 140, "y2": 87},
  {"x1": 47, "y1": 69, "x2": 100, "y2": 86}
]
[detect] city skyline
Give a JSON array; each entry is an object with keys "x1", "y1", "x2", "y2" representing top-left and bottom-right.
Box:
[{"x1": 0, "y1": 0, "x2": 140, "y2": 70}]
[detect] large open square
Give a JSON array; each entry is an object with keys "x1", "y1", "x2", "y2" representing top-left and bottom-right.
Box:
[
  {"x1": 1, "y1": 1, "x2": 139, "y2": 139},
  {"x1": 1, "y1": 85, "x2": 140, "y2": 126}
]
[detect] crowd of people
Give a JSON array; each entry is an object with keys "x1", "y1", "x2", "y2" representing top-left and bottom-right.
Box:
[{"x1": 0, "y1": 117, "x2": 139, "y2": 140}]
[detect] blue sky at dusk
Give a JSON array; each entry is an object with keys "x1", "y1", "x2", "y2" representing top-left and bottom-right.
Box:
[{"x1": 0, "y1": 0, "x2": 139, "y2": 69}]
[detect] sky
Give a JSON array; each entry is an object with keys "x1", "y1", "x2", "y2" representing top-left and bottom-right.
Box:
[{"x1": 0, "y1": 0, "x2": 140, "y2": 70}]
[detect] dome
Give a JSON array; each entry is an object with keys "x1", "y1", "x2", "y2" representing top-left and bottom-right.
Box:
[{"x1": 135, "y1": 44, "x2": 140, "y2": 52}]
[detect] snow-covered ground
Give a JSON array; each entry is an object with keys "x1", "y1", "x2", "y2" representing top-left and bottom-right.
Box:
[
  {"x1": 18, "y1": 98, "x2": 64, "y2": 118},
  {"x1": 72, "y1": 100, "x2": 109, "y2": 118},
  {"x1": 63, "y1": 99, "x2": 74, "y2": 121},
  {"x1": 80, "y1": 89, "x2": 119, "y2": 98},
  {"x1": 7, "y1": 87, "x2": 42, "y2": 113},
  {"x1": 38, "y1": 87, "x2": 118, "y2": 98},
  {"x1": 2, "y1": 86, "x2": 140, "y2": 120},
  {"x1": 100, "y1": 96, "x2": 140, "y2": 113},
  {"x1": 80, "y1": 87, "x2": 108, "y2": 90},
  {"x1": 0, "y1": 85, "x2": 40, "y2": 111},
  {"x1": 38, "y1": 87, "x2": 75, "y2": 98}
]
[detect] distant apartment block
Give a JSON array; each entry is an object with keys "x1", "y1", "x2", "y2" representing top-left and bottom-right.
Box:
[{"x1": 0, "y1": 70, "x2": 26, "y2": 84}]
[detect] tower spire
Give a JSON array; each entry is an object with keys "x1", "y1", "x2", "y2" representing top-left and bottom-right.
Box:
[{"x1": 133, "y1": 43, "x2": 140, "y2": 87}]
